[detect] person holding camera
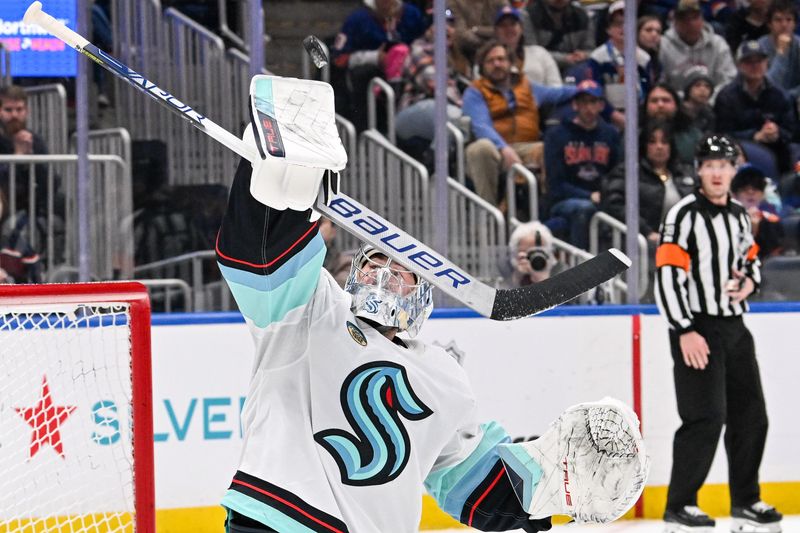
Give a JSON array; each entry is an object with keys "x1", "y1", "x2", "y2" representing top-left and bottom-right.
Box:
[{"x1": 506, "y1": 221, "x2": 559, "y2": 287}]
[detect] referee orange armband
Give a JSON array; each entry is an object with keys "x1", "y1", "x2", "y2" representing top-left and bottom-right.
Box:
[
  {"x1": 746, "y1": 243, "x2": 760, "y2": 262},
  {"x1": 656, "y1": 243, "x2": 690, "y2": 271}
]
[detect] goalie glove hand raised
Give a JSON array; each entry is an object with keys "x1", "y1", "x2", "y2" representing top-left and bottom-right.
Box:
[
  {"x1": 245, "y1": 75, "x2": 347, "y2": 219},
  {"x1": 497, "y1": 397, "x2": 650, "y2": 524}
]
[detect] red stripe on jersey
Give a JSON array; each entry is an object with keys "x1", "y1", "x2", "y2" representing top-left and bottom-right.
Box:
[
  {"x1": 216, "y1": 220, "x2": 319, "y2": 269},
  {"x1": 468, "y1": 466, "x2": 507, "y2": 527},
  {"x1": 231, "y1": 478, "x2": 346, "y2": 533}
]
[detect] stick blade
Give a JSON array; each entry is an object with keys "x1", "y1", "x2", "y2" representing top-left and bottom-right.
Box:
[{"x1": 490, "y1": 249, "x2": 631, "y2": 320}]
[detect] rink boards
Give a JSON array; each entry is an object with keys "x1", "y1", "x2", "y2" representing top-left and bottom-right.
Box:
[{"x1": 147, "y1": 304, "x2": 800, "y2": 531}]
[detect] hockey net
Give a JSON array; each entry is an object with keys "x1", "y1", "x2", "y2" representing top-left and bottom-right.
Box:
[{"x1": 0, "y1": 283, "x2": 154, "y2": 532}]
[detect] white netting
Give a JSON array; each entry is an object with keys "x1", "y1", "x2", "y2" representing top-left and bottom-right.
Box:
[{"x1": 0, "y1": 303, "x2": 137, "y2": 532}]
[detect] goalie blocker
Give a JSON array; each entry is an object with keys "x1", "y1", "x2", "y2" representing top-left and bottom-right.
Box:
[{"x1": 498, "y1": 397, "x2": 650, "y2": 524}]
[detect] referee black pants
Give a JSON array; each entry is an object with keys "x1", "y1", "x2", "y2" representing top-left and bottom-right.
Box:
[{"x1": 666, "y1": 314, "x2": 769, "y2": 511}]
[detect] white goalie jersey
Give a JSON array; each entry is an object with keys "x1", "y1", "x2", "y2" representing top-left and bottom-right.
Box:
[{"x1": 215, "y1": 161, "x2": 544, "y2": 533}]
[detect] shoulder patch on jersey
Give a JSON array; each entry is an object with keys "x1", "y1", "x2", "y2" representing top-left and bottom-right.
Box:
[
  {"x1": 346, "y1": 321, "x2": 368, "y2": 346},
  {"x1": 432, "y1": 339, "x2": 467, "y2": 366}
]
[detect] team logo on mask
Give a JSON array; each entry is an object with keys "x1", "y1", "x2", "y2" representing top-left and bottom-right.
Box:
[
  {"x1": 346, "y1": 321, "x2": 367, "y2": 346},
  {"x1": 314, "y1": 362, "x2": 433, "y2": 486},
  {"x1": 363, "y1": 293, "x2": 381, "y2": 314}
]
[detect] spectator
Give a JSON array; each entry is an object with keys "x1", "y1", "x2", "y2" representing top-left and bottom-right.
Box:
[
  {"x1": 602, "y1": 122, "x2": 694, "y2": 301},
  {"x1": 332, "y1": 0, "x2": 428, "y2": 131},
  {"x1": 395, "y1": 8, "x2": 471, "y2": 161},
  {"x1": 732, "y1": 164, "x2": 785, "y2": 257},
  {"x1": 449, "y1": 0, "x2": 508, "y2": 62},
  {"x1": 521, "y1": 0, "x2": 594, "y2": 76},
  {"x1": 724, "y1": 0, "x2": 772, "y2": 54},
  {"x1": 0, "y1": 187, "x2": 41, "y2": 284},
  {"x1": 760, "y1": 0, "x2": 800, "y2": 100},
  {"x1": 602, "y1": 122, "x2": 695, "y2": 245},
  {"x1": 545, "y1": 79, "x2": 621, "y2": 250},
  {"x1": 643, "y1": 83, "x2": 703, "y2": 166},
  {"x1": 0, "y1": 85, "x2": 48, "y2": 157},
  {"x1": 462, "y1": 40, "x2": 576, "y2": 206},
  {"x1": 493, "y1": 5, "x2": 563, "y2": 86},
  {"x1": 505, "y1": 221, "x2": 561, "y2": 287},
  {"x1": 588, "y1": 1, "x2": 652, "y2": 111},
  {"x1": 638, "y1": 15, "x2": 665, "y2": 86},
  {"x1": 681, "y1": 65, "x2": 716, "y2": 132},
  {"x1": 659, "y1": 0, "x2": 736, "y2": 99},
  {"x1": 715, "y1": 39, "x2": 795, "y2": 174},
  {"x1": 0, "y1": 85, "x2": 51, "y2": 214}
]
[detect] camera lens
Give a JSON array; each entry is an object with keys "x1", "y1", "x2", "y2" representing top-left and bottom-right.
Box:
[{"x1": 527, "y1": 249, "x2": 548, "y2": 271}]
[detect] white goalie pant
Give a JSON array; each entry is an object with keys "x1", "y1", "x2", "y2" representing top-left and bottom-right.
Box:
[{"x1": 497, "y1": 397, "x2": 650, "y2": 524}]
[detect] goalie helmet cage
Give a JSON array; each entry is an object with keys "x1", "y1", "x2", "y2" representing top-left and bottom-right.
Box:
[{"x1": 0, "y1": 282, "x2": 155, "y2": 533}]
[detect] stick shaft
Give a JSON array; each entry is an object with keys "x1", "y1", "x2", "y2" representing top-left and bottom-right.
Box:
[{"x1": 24, "y1": 1, "x2": 258, "y2": 163}]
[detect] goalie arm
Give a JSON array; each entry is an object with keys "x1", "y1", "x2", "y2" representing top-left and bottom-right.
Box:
[
  {"x1": 425, "y1": 421, "x2": 552, "y2": 532},
  {"x1": 216, "y1": 157, "x2": 326, "y2": 329}
]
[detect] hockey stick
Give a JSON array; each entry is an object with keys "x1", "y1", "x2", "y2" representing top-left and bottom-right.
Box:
[{"x1": 24, "y1": 1, "x2": 631, "y2": 319}]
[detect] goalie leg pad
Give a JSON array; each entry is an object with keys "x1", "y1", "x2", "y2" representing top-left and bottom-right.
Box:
[{"x1": 497, "y1": 397, "x2": 650, "y2": 524}]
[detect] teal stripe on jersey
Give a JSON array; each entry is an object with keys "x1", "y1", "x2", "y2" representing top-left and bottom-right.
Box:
[
  {"x1": 496, "y1": 441, "x2": 543, "y2": 511},
  {"x1": 218, "y1": 233, "x2": 325, "y2": 290},
  {"x1": 222, "y1": 490, "x2": 316, "y2": 533},
  {"x1": 424, "y1": 421, "x2": 511, "y2": 519},
  {"x1": 222, "y1": 245, "x2": 326, "y2": 328}
]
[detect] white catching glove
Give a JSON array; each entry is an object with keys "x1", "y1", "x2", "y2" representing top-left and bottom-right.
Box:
[
  {"x1": 497, "y1": 397, "x2": 650, "y2": 524},
  {"x1": 246, "y1": 75, "x2": 348, "y2": 219}
]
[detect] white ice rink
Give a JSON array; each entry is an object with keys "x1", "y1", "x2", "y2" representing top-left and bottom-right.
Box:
[{"x1": 432, "y1": 515, "x2": 800, "y2": 532}]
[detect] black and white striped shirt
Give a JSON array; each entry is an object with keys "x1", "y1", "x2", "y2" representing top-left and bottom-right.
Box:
[{"x1": 655, "y1": 190, "x2": 761, "y2": 333}]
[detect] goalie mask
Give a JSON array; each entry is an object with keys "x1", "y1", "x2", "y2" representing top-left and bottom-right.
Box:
[{"x1": 344, "y1": 245, "x2": 433, "y2": 338}]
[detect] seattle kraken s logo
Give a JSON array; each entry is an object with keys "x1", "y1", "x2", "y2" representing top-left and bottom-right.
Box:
[
  {"x1": 314, "y1": 361, "x2": 433, "y2": 486},
  {"x1": 363, "y1": 293, "x2": 381, "y2": 314}
]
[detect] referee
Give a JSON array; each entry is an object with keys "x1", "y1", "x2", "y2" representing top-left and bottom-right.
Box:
[{"x1": 655, "y1": 135, "x2": 782, "y2": 533}]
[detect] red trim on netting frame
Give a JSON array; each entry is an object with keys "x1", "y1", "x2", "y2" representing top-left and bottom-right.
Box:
[
  {"x1": 632, "y1": 314, "x2": 644, "y2": 518},
  {"x1": 0, "y1": 282, "x2": 156, "y2": 532}
]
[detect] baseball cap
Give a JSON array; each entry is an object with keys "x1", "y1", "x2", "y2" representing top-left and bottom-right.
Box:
[
  {"x1": 737, "y1": 40, "x2": 768, "y2": 61},
  {"x1": 574, "y1": 79, "x2": 604, "y2": 99},
  {"x1": 675, "y1": 0, "x2": 701, "y2": 16},
  {"x1": 495, "y1": 5, "x2": 522, "y2": 25},
  {"x1": 608, "y1": 0, "x2": 625, "y2": 17}
]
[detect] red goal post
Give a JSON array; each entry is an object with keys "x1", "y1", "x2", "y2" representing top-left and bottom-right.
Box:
[{"x1": 0, "y1": 282, "x2": 155, "y2": 532}]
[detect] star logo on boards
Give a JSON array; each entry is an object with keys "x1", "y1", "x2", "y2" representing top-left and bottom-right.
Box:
[{"x1": 14, "y1": 375, "x2": 77, "y2": 459}]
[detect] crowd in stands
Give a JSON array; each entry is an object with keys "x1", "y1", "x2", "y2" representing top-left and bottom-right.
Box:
[{"x1": 330, "y1": 0, "x2": 800, "y2": 299}]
